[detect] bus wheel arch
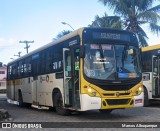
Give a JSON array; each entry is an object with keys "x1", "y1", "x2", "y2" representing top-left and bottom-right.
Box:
[
  {"x1": 18, "y1": 89, "x2": 24, "y2": 107},
  {"x1": 52, "y1": 88, "x2": 60, "y2": 107},
  {"x1": 143, "y1": 85, "x2": 150, "y2": 107},
  {"x1": 52, "y1": 88, "x2": 70, "y2": 115}
]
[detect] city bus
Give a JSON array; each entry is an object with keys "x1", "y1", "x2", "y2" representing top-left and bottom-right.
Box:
[
  {"x1": 7, "y1": 27, "x2": 143, "y2": 115},
  {"x1": 142, "y1": 44, "x2": 160, "y2": 106}
]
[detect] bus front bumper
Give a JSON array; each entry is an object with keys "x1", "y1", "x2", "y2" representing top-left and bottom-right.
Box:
[{"x1": 80, "y1": 92, "x2": 144, "y2": 111}]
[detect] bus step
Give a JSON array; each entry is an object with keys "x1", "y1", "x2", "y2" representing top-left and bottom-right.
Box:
[
  {"x1": 31, "y1": 104, "x2": 49, "y2": 110},
  {"x1": 7, "y1": 99, "x2": 19, "y2": 105}
]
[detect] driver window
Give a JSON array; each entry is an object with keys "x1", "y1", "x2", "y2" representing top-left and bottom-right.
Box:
[
  {"x1": 74, "y1": 49, "x2": 80, "y2": 71},
  {"x1": 74, "y1": 49, "x2": 80, "y2": 77},
  {"x1": 153, "y1": 67, "x2": 158, "y2": 75}
]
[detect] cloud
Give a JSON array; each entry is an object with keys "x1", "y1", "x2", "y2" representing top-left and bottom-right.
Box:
[{"x1": 0, "y1": 38, "x2": 15, "y2": 47}]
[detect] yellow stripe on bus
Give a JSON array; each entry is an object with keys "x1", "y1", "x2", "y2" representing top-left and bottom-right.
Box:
[
  {"x1": 142, "y1": 44, "x2": 160, "y2": 52},
  {"x1": 7, "y1": 79, "x2": 25, "y2": 86}
]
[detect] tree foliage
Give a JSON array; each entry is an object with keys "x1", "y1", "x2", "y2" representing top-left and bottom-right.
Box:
[
  {"x1": 89, "y1": 13, "x2": 121, "y2": 29},
  {"x1": 98, "y1": 0, "x2": 160, "y2": 47},
  {"x1": 56, "y1": 30, "x2": 72, "y2": 39}
]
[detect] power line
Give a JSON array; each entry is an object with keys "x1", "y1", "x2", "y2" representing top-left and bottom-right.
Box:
[
  {"x1": 10, "y1": 58, "x2": 14, "y2": 60},
  {"x1": 14, "y1": 51, "x2": 21, "y2": 57}
]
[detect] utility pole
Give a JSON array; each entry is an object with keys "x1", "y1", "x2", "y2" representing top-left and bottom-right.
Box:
[
  {"x1": 19, "y1": 40, "x2": 34, "y2": 54},
  {"x1": 14, "y1": 52, "x2": 21, "y2": 57}
]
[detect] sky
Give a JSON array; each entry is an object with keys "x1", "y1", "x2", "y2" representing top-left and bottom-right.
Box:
[{"x1": 0, "y1": 0, "x2": 160, "y2": 64}]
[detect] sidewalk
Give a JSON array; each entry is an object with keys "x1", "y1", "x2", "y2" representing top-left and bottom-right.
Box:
[{"x1": 0, "y1": 96, "x2": 11, "y2": 121}]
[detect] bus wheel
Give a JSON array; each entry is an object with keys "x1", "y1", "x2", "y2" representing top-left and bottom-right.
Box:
[
  {"x1": 99, "y1": 109, "x2": 113, "y2": 114},
  {"x1": 144, "y1": 87, "x2": 150, "y2": 107},
  {"x1": 18, "y1": 91, "x2": 24, "y2": 107},
  {"x1": 54, "y1": 91, "x2": 70, "y2": 115}
]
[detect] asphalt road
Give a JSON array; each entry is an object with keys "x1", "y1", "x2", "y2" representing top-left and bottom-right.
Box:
[{"x1": 0, "y1": 98, "x2": 160, "y2": 130}]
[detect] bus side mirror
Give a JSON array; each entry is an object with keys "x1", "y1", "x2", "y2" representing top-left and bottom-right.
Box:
[{"x1": 80, "y1": 45, "x2": 85, "y2": 58}]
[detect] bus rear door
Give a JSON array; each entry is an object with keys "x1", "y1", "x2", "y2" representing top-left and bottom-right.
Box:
[
  {"x1": 63, "y1": 46, "x2": 80, "y2": 109},
  {"x1": 31, "y1": 58, "x2": 40, "y2": 105},
  {"x1": 152, "y1": 55, "x2": 160, "y2": 98}
]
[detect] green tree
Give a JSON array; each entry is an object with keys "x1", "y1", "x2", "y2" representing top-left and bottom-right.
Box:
[
  {"x1": 99, "y1": 0, "x2": 160, "y2": 47},
  {"x1": 89, "y1": 13, "x2": 121, "y2": 28},
  {"x1": 53, "y1": 30, "x2": 72, "y2": 40}
]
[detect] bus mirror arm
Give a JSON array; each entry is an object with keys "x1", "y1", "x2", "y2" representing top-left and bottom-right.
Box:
[{"x1": 80, "y1": 45, "x2": 85, "y2": 58}]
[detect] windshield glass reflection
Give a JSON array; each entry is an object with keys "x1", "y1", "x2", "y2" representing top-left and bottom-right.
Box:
[{"x1": 84, "y1": 44, "x2": 141, "y2": 80}]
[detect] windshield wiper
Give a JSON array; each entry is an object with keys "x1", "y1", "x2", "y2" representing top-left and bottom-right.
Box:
[
  {"x1": 99, "y1": 44, "x2": 106, "y2": 69},
  {"x1": 121, "y1": 46, "x2": 128, "y2": 67}
]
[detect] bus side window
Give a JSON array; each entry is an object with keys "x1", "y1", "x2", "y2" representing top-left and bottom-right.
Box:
[
  {"x1": 8, "y1": 65, "x2": 12, "y2": 80},
  {"x1": 12, "y1": 64, "x2": 17, "y2": 79},
  {"x1": 45, "y1": 49, "x2": 52, "y2": 73}
]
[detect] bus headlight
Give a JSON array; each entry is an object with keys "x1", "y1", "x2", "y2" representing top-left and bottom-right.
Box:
[
  {"x1": 138, "y1": 87, "x2": 143, "y2": 91},
  {"x1": 134, "y1": 86, "x2": 143, "y2": 96},
  {"x1": 84, "y1": 86, "x2": 100, "y2": 97},
  {"x1": 88, "y1": 88, "x2": 92, "y2": 92}
]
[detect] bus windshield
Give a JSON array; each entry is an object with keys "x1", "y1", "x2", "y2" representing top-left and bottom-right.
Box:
[{"x1": 84, "y1": 43, "x2": 141, "y2": 80}]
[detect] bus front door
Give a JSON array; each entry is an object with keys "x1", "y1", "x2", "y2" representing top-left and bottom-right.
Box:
[
  {"x1": 63, "y1": 47, "x2": 80, "y2": 109},
  {"x1": 152, "y1": 55, "x2": 160, "y2": 98}
]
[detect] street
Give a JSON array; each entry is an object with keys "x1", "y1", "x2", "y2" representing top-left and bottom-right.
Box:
[
  {"x1": 1, "y1": 97, "x2": 160, "y2": 131},
  {"x1": 0, "y1": 98, "x2": 160, "y2": 123}
]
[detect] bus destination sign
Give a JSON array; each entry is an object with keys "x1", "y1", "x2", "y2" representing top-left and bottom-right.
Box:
[
  {"x1": 93, "y1": 32, "x2": 130, "y2": 42},
  {"x1": 101, "y1": 33, "x2": 120, "y2": 39}
]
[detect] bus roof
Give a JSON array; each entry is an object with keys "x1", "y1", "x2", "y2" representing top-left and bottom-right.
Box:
[
  {"x1": 142, "y1": 44, "x2": 160, "y2": 52},
  {"x1": 8, "y1": 27, "x2": 136, "y2": 65},
  {"x1": 8, "y1": 28, "x2": 84, "y2": 65}
]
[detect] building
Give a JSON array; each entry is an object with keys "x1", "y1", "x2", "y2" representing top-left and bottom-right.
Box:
[{"x1": 0, "y1": 66, "x2": 7, "y2": 97}]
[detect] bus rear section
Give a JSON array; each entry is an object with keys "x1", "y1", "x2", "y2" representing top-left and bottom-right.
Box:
[{"x1": 142, "y1": 44, "x2": 160, "y2": 106}]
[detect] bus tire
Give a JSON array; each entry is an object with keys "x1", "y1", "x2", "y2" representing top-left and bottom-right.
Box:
[
  {"x1": 144, "y1": 87, "x2": 150, "y2": 107},
  {"x1": 54, "y1": 91, "x2": 70, "y2": 115},
  {"x1": 99, "y1": 109, "x2": 113, "y2": 114},
  {"x1": 18, "y1": 90, "x2": 24, "y2": 107}
]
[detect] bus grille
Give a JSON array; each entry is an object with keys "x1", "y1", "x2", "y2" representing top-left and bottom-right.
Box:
[
  {"x1": 103, "y1": 92, "x2": 130, "y2": 96},
  {"x1": 106, "y1": 99, "x2": 131, "y2": 106},
  {"x1": 98, "y1": 84, "x2": 135, "y2": 91}
]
